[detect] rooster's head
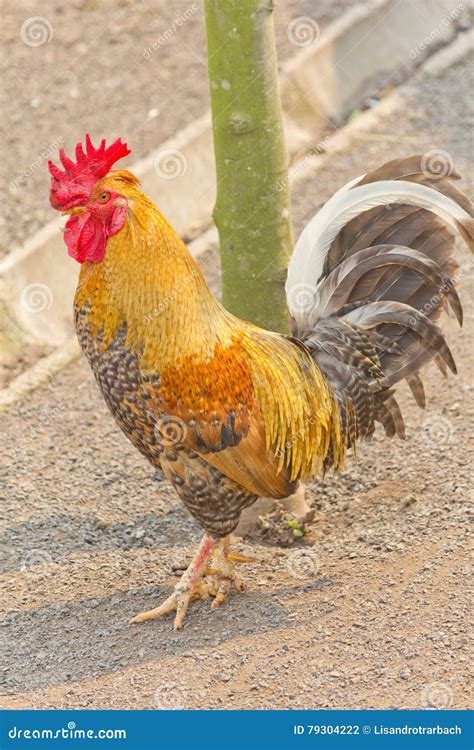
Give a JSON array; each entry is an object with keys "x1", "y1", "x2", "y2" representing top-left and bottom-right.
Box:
[{"x1": 48, "y1": 134, "x2": 132, "y2": 264}]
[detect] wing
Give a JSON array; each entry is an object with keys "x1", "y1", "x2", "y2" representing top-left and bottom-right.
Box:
[
  {"x1": 153, "y1": 326, "x2": 342, "y2": 498},
  {"x1": 151, "y1": 332, "x2": 293, "y2": 497},
  {"x1": 155, "y1": 336, "x2": 254, "y2": 453}
]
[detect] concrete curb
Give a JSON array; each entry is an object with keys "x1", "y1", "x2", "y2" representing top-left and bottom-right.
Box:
[
  {"x1": 1, "y1": 26, "x2": 472, "y2": 414},
  {"x1": 421, "y1": 28, "x2": 473, "y2": 76},
  {"x1": 280, "y1": 0, "x2": 458, "y2": 130},
  {"x1": 0, "y1": 338, "x2": 81, "y2": 413}
]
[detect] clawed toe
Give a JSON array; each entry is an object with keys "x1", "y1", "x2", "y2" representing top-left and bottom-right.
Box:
[
  {"x1": 129, "y1": 592, "x2": 178, "y2": 625},
  {"x1": 129, "y1": 534, "x2": 251, "y2": 629}
]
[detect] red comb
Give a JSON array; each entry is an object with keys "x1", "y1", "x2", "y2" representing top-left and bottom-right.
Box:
[{"x1": 48, "y1": 134, "x2": 131, "y2": 210}]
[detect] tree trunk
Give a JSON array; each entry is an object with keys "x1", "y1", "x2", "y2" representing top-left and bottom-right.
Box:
[{"x1": 204, "y1": 0, "x2": 293, "y2": 334}]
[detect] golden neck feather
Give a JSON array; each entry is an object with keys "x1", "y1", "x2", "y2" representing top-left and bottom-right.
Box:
[{"x1": 75, "y1": 173, "x2": 234, "y2": 369}]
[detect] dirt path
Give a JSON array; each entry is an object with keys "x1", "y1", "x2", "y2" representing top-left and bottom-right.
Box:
[{"x1": 1, "y1": 58, "x2": 473, "y2": 710}]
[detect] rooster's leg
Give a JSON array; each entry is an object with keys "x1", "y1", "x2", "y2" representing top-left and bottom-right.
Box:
[
  {"x1": 129, "y1": 534, "x2": 250, "y2": 630},
  {"x1": 129, "y1": 533, "x2": 215, "y2": 630},
  {"x1": 203, "y1": 536, "x2": 248, "y2": 608}
]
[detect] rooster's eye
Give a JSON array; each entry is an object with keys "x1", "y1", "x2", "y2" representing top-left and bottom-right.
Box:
[{"x1": 98, "y1": 192, "x2": 110, "y2": 203}]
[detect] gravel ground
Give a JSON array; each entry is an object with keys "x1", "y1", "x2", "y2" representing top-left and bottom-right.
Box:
[
  {"x1": 1, "y1": 0, "x2": 357, "y2": 258},
  {"x1": 1, "y1": 59, "x2": 473, "y2": 710}
]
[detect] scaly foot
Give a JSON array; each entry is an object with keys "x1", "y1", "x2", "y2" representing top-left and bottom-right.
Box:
[{"x1": 129, "y1": 534, "x2": 252, "y2": 630}]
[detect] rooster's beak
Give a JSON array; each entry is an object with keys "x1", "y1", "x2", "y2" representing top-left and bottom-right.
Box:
[{"x1": 62, "y1": 206, "x2": 85, "y2": 216}]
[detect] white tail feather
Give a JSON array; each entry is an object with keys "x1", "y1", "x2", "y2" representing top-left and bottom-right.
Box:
[{"x1": 286, "y1": 179, "x2": 471, "y2": 327}]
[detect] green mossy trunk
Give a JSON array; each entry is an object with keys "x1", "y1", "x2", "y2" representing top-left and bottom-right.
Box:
[{"x1": 204, "y1": 0, "x2": 293, "y2": 334}]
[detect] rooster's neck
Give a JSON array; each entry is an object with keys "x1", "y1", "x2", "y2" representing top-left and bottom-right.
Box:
[{"x1": 75, "y1": 193, "x2": 234, "y2": 370}]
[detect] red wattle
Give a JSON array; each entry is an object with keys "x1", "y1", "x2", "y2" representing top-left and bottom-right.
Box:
[
  {"x1": 63, "y1": 204, "x2": 127, "y2": 264},
  {"x1": 64, "y1": 213, "x2": 107, "y2": 264}
]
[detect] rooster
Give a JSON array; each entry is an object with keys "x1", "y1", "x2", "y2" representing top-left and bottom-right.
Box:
[{"x1": 48, "y1": 135, "x2": 473, "y2": 629}]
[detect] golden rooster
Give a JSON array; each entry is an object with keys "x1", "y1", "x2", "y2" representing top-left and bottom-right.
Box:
[{"x1": 49, "y1": 135, "x2": 473, "y2": 629}]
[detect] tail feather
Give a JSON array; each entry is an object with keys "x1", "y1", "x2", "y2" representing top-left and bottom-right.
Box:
[
  {"x1": 406, "y1": 372, "x2": 425, "y2": 408},
  {"x1": 287, "y1": 180, "x2": 473, "y2": 318},
  {"x1": 287, "y1": 156, "x2": 473, "y2": 454},
  {"x1": 307, "y1": 244, "x2": 462, "y2": 326},
  {"x1": 342, "y1": 301, "x2": 457, "y2": 379}
]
